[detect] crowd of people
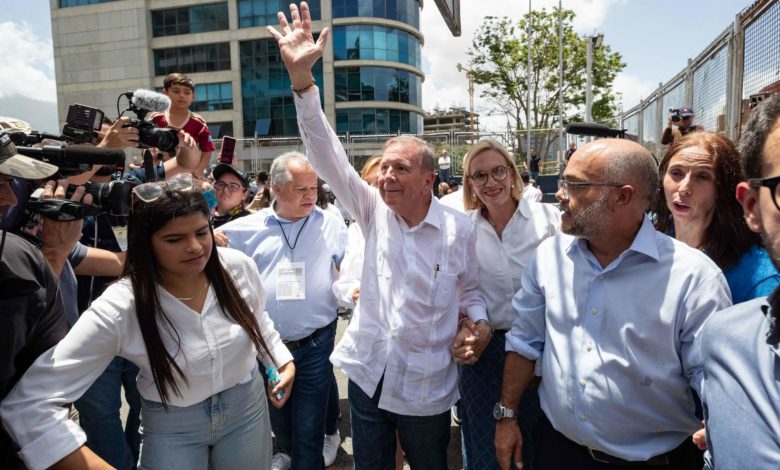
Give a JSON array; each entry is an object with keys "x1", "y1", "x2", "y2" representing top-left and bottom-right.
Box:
[{"x1": 1, "y1": 2, "x2": 780, "y2": 470}]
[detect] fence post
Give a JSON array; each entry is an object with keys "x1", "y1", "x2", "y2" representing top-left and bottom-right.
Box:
[
  {"x1": 685, "y1": 59, "x2": 694, "y2": 107},
  {"x1": 727, "y1": 12, "x2": 745, "y2": 141},
  {"x1": 656, "y1": 83, "x2": 664, "y2": 156}
]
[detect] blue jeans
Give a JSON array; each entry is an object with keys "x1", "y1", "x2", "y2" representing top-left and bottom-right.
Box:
[
  {"x1": 75, "y1": 356, "x2": 141, "y2": 470},
  {"x1": 530, "y1": 171, "x2": 539, "y2": 181},
  {"x1": 265, "y1": 320, "x2": 336, "y2": 470},
  {"x1": 439, "y1": 169, "x2": 451, "y2": 186},
  {"x1": 325, "y1": 371, "x2": 340, "y2": 435},
  {"x1": 349, "y1": 378, "x2": 451, "y2": 470},
  {"x1": 137, "y1": 370, "x2": 271, "y2": 470}
]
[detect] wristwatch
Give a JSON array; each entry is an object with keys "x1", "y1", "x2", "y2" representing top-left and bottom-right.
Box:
[{"x1": 493, "y1": 402, "x2": 516, "y2": 421}]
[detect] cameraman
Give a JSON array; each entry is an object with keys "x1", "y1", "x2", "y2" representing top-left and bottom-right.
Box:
[
  {"x1": 0, "y1": 133, "x2": 100, "y2": 469},
  {"x1": 661, "y1": 107, "x2": 703, "y2": 145}
]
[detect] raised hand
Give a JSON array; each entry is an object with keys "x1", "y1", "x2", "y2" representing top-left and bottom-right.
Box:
[{"x1": 266, "y1": 2, "x2": 330, "y2": 89}]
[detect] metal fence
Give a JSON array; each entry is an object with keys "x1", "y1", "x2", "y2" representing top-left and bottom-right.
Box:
[{"x1": 619, "y1": 0, "x2": 780, "y2": 157}]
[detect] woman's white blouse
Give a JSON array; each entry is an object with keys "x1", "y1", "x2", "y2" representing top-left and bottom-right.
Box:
[
  {"x1": 0, "y1": 247, "x2": 292, "y2": 470},
  {"x1": 471, "y1": 199, "x2": 561, "y2": 331}
]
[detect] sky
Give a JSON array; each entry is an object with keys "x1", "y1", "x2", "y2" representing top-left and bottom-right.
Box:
[{"x1": 0, "y1": 0, "x2": 753, "y2": 133}]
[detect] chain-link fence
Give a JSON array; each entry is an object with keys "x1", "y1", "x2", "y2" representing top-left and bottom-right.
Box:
[{"x1": 620, "y1": 0, "x2": 780, "y2": 155}]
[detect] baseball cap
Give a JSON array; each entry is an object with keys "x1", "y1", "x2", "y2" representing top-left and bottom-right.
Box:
[
  {"x1": 0, "y1": 129, "x2": 58, "y2": 180},
  {"x1": 213, "y1": 163, "x2": 249, "y2": 188},
  {"x1": 679, "y1": 107, "x2": 694, "y2": 117}
]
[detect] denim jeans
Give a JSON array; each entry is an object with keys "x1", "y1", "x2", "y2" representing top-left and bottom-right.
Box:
[
  {"x1": 325, "y1": 371, "x2": 340, "y2": 435},
  {"x1": 265, "y1": 320, "x2": 336, "y2": 470},
  {"x1": 75, "y1": 356, "x2": 141, "y2": 470},
  {"x1": 137, "y1": 370, "x2": 271, "y2": 470},
  {"x1": 349, "y1": 378, "x2": 451, "y2": 470}
]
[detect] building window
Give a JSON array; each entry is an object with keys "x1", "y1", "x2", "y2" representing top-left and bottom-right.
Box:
[
  {"x1": 151, "y1": 3, "x2": 229, "y2": 37},
  {"x1": 332, "y1": 0, "x2": 420, "y2": 29},
  {"x1": 191, "y1": 82, "x2": 233, "y2": 112},
  {"x1": 333, "y1": 26, "x2": 421, "y2": 69},
  {"x1": 336, "y1": 108, "x2": 422, "y2": 134},
  {"x1": 238, "y1": 0, "x2": 321, "y2": 28},
  {"x1": 240, "y1": 38, "x2": 323, "y2": 137},
  {"x1": 154, "y1": 43, "x2": 231, "y2": 76},
  {"x1": 59, "y1": 0, "x2": 119, "y2": 7},
  {"x1": 208, "y1": 121, "x2": 234, "y2": 138},
  {"x1": 335, "y1": 67, "x2": 421, "y2": 107}
]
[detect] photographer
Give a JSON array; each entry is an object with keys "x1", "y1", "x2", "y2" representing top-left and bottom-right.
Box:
[
  {"x1": 661, "y1": 107, "x2": 703, "y2": 145},
  {"x1": 0, "y1": 132, "x2": 82, "y2": 469}
]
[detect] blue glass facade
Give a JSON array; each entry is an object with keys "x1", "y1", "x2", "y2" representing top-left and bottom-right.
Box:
[
  {"x1": 151, "y1": 3, "x2": 229, "y2": 37},
  {"x1": 192, "y1": 82, "x2": 233, "y2": 112},
  {"x1": 154, "y1": 43, "x2": 231, "y2": 76},
  {"x1": 335, "y1": 67, "x2": 421, "y2": 106},
  {"x1": 240, "y1": 39, "x2": 324, "y2": 137},
  {"x1": 332, "y1": 0, "x2": 419, "y2": 29},
  {"x1": 208, "y1": 121, "x2": 234, "y2": 138},
  {"x1": 59, "y1": 0, "x2": 118, "y2": 7},
  {"x1": 336, "y1": 108, "x2": 422, "y2": 134},
  {"x1": 238, "y1": 0, "x2": 321, "y2": 28},
  {"x1": 333, "y1": 25, "x2": 421, "y2": 69}
]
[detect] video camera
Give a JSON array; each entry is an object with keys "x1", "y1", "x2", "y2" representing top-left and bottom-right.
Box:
[
  {"x1": 668, "y1": 108, "x2": 693, "y2": 123},
  {"x1": 118, "y1": 89, "x2": 179, "y2": 154},
  {"x1": 63, "y1": 103, "x2": 105, "y2": 143}
]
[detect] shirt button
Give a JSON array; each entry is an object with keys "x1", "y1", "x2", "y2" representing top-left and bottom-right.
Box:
[
  {"x1": 579, "y1": 379, "x2": 587, "y2": 386},
  {"x1": 586, "y1": 343, "x2": 593, "y2": 351},
  {"x1": 597, "y1": 275, "x2": 604, "y2": 280},
  {"x1": 580, "y1": 414, "x2": 587, "y2": 421},
  {"x1": 591, "y1": 308, "x2": 598, "y2": 315}
]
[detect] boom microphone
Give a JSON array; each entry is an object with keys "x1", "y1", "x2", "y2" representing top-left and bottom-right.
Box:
[
  {"x1": 130, "y1": 89, "x2": 171, "y2": 113},
  {"x1": 565, "y1": 122, "x2": 626, "y2": 138},
  {"x1": 16, "y1": 145, "x2": 127, "y2": 167}
]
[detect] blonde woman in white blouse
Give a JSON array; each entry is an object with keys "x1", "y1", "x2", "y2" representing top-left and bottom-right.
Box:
[
  {"x1": 453, "y1": 140, "x2": 560, "y2": 470},
  {"x1": 1, "y1": 180, "x2": 294, "y2": 470}
]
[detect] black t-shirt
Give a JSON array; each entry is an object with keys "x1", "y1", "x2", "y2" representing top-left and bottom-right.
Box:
[{"x1": 0, "y1": 231, "x2": 68, "y2": 467}]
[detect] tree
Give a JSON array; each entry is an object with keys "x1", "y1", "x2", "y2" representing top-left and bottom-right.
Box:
[{"x1": 468, "y1": 8, "x2": 625, "y2": 163}]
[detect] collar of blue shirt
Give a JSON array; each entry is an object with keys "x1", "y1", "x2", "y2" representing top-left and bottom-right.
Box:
[{"x1": 566, "y1": 215, "x2": 660, "y2": 271}]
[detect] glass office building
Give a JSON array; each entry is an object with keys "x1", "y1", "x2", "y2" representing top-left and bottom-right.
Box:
[{"x1": 53, "y1": 0, "x2": 424, "y2": 140}]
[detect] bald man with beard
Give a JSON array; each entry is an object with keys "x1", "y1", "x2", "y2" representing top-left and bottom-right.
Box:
[{"x1": 494, "y1": 139, "x2": 732, "y2": 470}]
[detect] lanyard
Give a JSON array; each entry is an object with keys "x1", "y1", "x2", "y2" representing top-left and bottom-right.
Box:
[{"x1": 275, "y1": 215, "x2": 310, "y2": 252}]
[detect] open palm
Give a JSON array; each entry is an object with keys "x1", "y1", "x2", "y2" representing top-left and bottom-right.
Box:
[{"x1": 267, "y1": 2, "x2": 330, "y2": 85}]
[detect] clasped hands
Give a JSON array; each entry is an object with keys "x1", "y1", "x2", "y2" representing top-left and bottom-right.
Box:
[{"x1": 451, "y1": 314, "x2": 492, "y2": 365}]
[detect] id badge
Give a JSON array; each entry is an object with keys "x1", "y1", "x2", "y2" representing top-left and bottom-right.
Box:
[
  {"x1": 276, "y1": 261, "x2": 305, "y2": 300},
  {"x1": 112, "y1": 226, "x2": 128, "y2": 252}
]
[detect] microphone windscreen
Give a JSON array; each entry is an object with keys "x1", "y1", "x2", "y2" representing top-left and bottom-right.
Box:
[{"x1": 131, "y1": 89, "x2": 171, "y2": 113}]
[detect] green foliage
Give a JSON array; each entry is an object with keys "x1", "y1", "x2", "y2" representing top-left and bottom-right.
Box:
[{"x1": 468, "y1": 8, "x2": 625, "y2": 154}]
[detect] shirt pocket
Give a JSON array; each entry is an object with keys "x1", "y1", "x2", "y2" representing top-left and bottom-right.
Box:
[
  {"x1": 428, "y1": 271, "x2": 457, "y2": 309},
  {"x1": 400, "y1": 350, "x2": 452, "y2": 402}
]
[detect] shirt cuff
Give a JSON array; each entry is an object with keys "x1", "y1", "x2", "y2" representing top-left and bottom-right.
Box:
[
  {"x1": 505, "y1": 332, "x2": 542, "y2": 362},
  {"x1": 464, "y1": 306, "x2": 488, "y2": 323},
  {"x1": 293, "y1": 86, "x2": 322, "y2": 122},
  {"x1": 18, "y1": 416, "x2": 86, "y2": 470}
]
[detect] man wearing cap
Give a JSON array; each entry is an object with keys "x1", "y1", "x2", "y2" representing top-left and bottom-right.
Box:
[
  {"x1": 661, "y1": 107, "x2": 704, "y2": 145},
  {"x1": 0, "y1": 130, "x2": 76, "y2": 468},
  {"x1": 211, "y1": 163, "x2": 251, "y2": 228}
]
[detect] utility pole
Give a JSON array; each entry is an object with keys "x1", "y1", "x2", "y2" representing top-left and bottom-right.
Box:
[
  {"x1": 585, "y1": 33, "x2": 604, "y2": 123},
  {"x1": 456, "y1": 63, "x2": 475, "y2": 136}
]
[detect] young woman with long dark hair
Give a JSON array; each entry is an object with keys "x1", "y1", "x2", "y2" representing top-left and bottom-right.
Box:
[{"x1": 1, "y1": 174, "x2": 295, "y2": 470}]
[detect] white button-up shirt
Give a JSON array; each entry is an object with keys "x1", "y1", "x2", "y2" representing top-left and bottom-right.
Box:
[
  {"x1": 471, "y1": 200, "x2": 560, "y2": 330},
  {"x1": 521, "y1": 184, "x2": 543, "y2": 202},
  {"x1": 0, "y1": 248, "x2": 293, "y2": 470},
  {"x1": 295, "y1": 89, "x2": 487, "y2": 416},
  {"x1": 332, "y1": 222, "x2": 365, "y2": 309},
  {"x1": 506, "y1": 216, "x2": 732, "y2": 461}
]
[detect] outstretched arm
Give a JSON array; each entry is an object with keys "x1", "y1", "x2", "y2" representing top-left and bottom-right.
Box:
[{"x1": 266, "y1": 2, "x2": 330, "y2": 92}]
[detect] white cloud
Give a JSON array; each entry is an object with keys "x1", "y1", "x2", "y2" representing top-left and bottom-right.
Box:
[
  {"x1": 420, "y1": 0, "x2": 627, "y2": 130},
  {"x1": 0, "y1": 21, "x2": 56, "y2": 103},
  {"x1": 611, "y1": 71, "x2": 657, "y2": 114}
]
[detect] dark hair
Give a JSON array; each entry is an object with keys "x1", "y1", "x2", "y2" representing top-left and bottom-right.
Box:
[
  {"x1": 316, "y1": 178, "x2": 328, "y2": 210},
  {"x1": 739, "y1": 95, "x2": 780, "y2": 179},
  {"x1": 163, "y1": 73, "x2": 194, "y2": 91},
  {"x1": 256, "y1": 170, "x2": 269, "y2": 183},
  {"x1": 124, "y1": 189, "x2": 274, "y2": 406},
  {"x1": 653, "y1": 131, "x2": 760, "y2": 269}
]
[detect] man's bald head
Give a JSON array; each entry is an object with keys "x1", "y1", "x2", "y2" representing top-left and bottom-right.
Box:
[{"x1": 574, "y1": 139, "x2": 659, "y2": 208}]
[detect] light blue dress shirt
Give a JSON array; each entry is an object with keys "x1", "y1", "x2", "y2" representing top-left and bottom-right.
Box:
[
  {"x1": 506, "y1": 215, "x2": 732, "y2": 461},
  {"x1": 219, "y1": 205, "x2": 347, "y2": 341}
]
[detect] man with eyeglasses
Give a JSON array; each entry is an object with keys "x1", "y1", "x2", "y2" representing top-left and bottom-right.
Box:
[
  {"x1": 210, "y1": 163, "x2": 251, "y2": 229},
  {"x1": 267, "y1": 5, "x2": 487, "y2": 468},
  {"x1": 700, "y1": 95, "x2": 780, "y2": 469},
  {"x1": 495, "y1": 137, "x2": 731, "y2": 469}
]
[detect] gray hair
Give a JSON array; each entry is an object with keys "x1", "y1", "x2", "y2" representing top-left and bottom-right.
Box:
[
  {"x1": 382, "y1": 135, "x2": 435, "y2": 172},
  {"x1": 270, "y1": 151, "x2": 311, "y2": 187},
  {"x1": 602, "y1": 143, "x2": 659, "y2": 209}
]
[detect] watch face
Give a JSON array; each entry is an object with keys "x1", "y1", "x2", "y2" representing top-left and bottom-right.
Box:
[{"x1": 493, "y1": 403, "x2": 503, "y2": 420}]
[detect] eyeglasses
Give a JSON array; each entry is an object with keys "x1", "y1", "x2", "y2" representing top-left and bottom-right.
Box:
[
  {"x1": 214, "y1": 181, "x2": 245, "y2": 193},
  {"x1": 468, "y1": 165, "x2": 509, "y2": 186},
  {"x1": 749, "y1": 176, "x2": 780, "y2": 211},
  {"x1": 557, "y1": 180, "x2": 623, "y2": 199},
  {"x1": 132, "y1": 173, "x2": 194, "y2": 203}
]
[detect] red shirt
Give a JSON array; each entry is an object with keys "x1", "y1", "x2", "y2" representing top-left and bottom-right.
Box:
[{"x1": 150, "y1": 112, "x2": 216, "y2": 153}]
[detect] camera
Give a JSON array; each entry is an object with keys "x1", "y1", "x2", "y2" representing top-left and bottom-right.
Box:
[
  {"x1": 63, "y1": 104, "x2": 105, "y2": 143},
  {"x1": 65, "y1": 180, "x2": 134, "y2": 216},
  {"x1": 118, "y1": 90, "x2": 179, "y2": 154},
  {"x1": 669, "y1": 108, "x2": 683, "y2": 122}
]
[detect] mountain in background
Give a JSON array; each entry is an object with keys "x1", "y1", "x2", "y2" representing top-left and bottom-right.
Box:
[{"x1": 0, "y1": 95, "x2": 60, "y2": 134}]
